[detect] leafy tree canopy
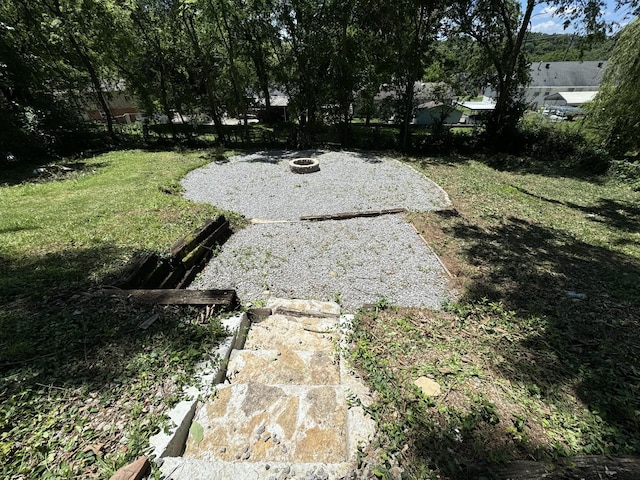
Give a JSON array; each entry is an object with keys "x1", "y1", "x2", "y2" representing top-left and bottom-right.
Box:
[
  {"x1": 523, "y1": 31, "x2": 617, "y2": 61},
  {"x1": 589, "y1": 18, "x2": 640, "y2": 157}
]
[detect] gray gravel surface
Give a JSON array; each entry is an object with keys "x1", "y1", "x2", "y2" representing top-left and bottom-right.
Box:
[
  {"x1": 181, "y1": 150, "x2": 450, "y2": 220},
  {"x1": 186, "y1": 151, "x2": 452, "y2": 311},
  {"x1": 191, "y1": 216, "x2": 449, "y2": 311}
]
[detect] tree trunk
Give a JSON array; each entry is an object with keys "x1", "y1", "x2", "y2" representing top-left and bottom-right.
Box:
[
  {"x1": 252, "y1": 52, "x2": 272, "y2": 122},
  {"x1": 158, "y1": 61, "x2": 177, "y2": 142},
  {"x1": 182, "y1": 12, "x2": 226, "y2": 144},
  {"x1": 69, "y1": 36, "x2": 117, "y2": 143},
  {"x1": 488, "y1": 0, "x2": 535, "y2": 143},
  {"x1": 400, "y1": 78, "x2": 414, "y2": 151}
]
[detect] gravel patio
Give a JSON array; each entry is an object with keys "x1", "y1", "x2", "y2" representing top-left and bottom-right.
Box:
[{"x1": 185, "y1": 150, "x2": 453, "y2": 311}]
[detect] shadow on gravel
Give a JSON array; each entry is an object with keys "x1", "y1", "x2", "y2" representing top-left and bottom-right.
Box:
[{"x1": 239, "y1": 149, "x2": 326, "y2": 164}]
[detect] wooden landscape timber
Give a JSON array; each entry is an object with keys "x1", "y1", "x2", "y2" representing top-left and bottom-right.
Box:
[
  {"x1": 113, "y1": 216, "x2": 232, "y2": 290},
  {"x1": 114, "y1": 252, "x2": 160, "y2": 289},
  {"x1": 300, "y1": 208, "x2": 407, "y2": 222},
  {"x1": 116, "y1": 289, "x2": 238, "y2": 309}
]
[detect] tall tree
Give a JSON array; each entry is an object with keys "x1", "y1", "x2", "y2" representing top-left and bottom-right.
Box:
[
  {"x1": 123, "y1": 0, "x2": 182, "y2": 140},
  {"x1": 590, "y1": 18, "x2": 640, "y2": 157},
  {"x1": 0, "y1": 0, "x2": 101, "y2": 155},
  {"x1": 275, "y1": 0, "x2": 336, "y2": 129},
  {"x1": 177, "y1": 0, "x2": 227, "y2": 142},
  {"x1": 452, "y1": 0, "x2": 639, "y2": 147},
  {"x1": 451, "y1": 0, "x2": 532, "y2": 144},
  {"x1": 235, "y1": 0, "x2": 280, "y2": 122},
  {"x1": 34, "y1": 0, "x2": 125, "y2": 141},
  {"x1": 374, "y1": 0, "x2": 448, "y2": 150}
]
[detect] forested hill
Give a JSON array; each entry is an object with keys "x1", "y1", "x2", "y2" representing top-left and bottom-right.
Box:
[{"x1": 523, "y1": 32, "x2": 617, "y2": 61}]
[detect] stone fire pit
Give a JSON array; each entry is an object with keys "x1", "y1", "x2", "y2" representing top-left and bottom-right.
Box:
[{"x1": 289, "y1": 157, "x2": 320, "y2": 174}]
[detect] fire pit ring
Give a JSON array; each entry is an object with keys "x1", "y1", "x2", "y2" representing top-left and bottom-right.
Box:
[{"x1": 289, "y1": 158, "x2": 320, "y2": 174}]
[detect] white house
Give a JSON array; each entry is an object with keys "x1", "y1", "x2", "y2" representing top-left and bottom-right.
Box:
[{"x1": 526, "y1": 61, "x2": 606, "y2": 109}]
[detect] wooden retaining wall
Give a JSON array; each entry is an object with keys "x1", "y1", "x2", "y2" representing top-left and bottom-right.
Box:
[{"x1": 113, "y1": 216, "x2": 235, "y2": 309}]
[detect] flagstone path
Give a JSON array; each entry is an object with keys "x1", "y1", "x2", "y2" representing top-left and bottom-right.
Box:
[{"x1": 159, "y1": 299, "x2": 376, "y2": 480}]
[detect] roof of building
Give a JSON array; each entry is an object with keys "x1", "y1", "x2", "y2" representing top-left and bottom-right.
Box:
[
  {"x1": 416, "y1": 101, "x2": 447, "y2": 110},
  {"x1": 544, "y1": 91, "x2": 598, "y2": 105},
  {"x1": 269, "y1": 96, "x2": 289, "y2": 107},
  {"x1": 529, "y1": 61, "x2": 607, "y2": 88},
  {"x1": 457, "y1": 100, "x2": 496, "y2": 111}
]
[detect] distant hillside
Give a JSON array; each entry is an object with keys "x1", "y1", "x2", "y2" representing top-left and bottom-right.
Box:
[{"x1": 523, "y1": 32, "x2": 616, "y2": 61}]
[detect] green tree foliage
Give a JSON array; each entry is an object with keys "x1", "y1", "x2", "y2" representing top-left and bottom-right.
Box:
[
  {"x1": 590, "y1": 19, "x2": 640, "y2": 157},
  {"x1": 363, "y1": 0, "x2": 449, "y2": 150},
  {"x1": 3, "y1": 0, "x2": 639, "y2": 158},
  {"x1": 523, "y1": 32, "x2": 616, "y2": 62},
  {"x1": 0, "y1": 1, "x2": 92, "y2": 157},
  {"x1": 36, "y1": 0, "x2": 127, "y2": 141},
  {"x1": 451, "y1": 0, "x2": 533, "y2": 145},
  {"x1": 123, "y1": 0, "x2": 186, "y2": 140}
]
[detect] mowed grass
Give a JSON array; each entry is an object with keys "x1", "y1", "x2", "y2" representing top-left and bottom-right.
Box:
[
  {"x1": 1, "y1": 150, "x2": 230, "y2": 294},
  {"x1": 349, "y1": 158, "x2": 640, "y2": 479},
  {"x1": 0, "y1": 149, "x2": 238, "y2": 479}
]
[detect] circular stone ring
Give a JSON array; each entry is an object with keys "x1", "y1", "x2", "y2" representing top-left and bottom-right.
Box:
[{"x1": 289, "y1": 158, "x2": 320, "y2": 174}]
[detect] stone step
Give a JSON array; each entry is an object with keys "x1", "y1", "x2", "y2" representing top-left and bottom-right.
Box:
[
  {"x1": 266, "y1": 298, "x2": 341, "y2": 318},
  {"x1": 154, "y1": 303, "x2": 376, "y2": 480},
  {"x1": 159, "y1": 456, "x2": 357, "y2": 480},
  {"x1": 183, "y1": 383, "x2": 349, "y2": 464},
  {"x1": 227, "y1": 350, "x2": 340, "y2": 386},
  {"x1": 245, "y1": 314, "x2": 338, "y2": 351}
]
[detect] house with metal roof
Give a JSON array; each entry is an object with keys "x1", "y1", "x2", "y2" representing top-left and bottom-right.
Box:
[
  {"x1": 526, "y1": 61, "x2": 606, "y2": 109},
  {"x1": 412, "y1": 101, "x2": 463, "y2": 126},
  {"x1": 543, "y1": 91, "x2": 598, "y2": 106}
]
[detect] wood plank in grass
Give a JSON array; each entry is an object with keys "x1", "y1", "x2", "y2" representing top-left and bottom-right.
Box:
[
  {"x1": 170, "y1": 216, "x2": 227, "y2": 261},
  {"x1": 117, "y1": 289, "x2": 237, "y2": 307}
]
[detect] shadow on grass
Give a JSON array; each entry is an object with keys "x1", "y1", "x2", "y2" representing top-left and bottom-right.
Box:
[
  {"x1": 451, "y1": 215, "x2": 640, "y2": 454},
  {"x1": 351, "y1": 212, "x2": 640, "y2": 479},
  {"x1": 0, "y1": 244, "x2": 224, "y2": 393},
  {"x1": 480, "y1": 153, "x2": 610, "y2": 183},
  {"x1": 513, "y1": 186, "x2": 640, "y2": 233},
  {"x1": 0, "y1": 160, "x2": 109, "y2": 187}
]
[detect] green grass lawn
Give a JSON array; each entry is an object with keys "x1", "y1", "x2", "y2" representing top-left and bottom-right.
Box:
[
  {"x1": 0, "y1": 149, "x2": 239, "y2": 479},
  {"x1": 350, "y1": 157, "x2": 640, "y2": 479},
  {"x1": 2, "y1": 149, "x2": 639, "y2": 479}
]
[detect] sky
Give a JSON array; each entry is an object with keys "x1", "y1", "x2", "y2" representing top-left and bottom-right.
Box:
[{"x1": 527, "y1": 1, "x2": 638, "y2": 34}]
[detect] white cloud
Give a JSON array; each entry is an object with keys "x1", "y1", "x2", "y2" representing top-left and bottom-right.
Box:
[
  {"x1": 538, "y1": 6, "x2": 559, "y2": 17},
  {"x1": 531, "y1": 20, "x2": 565, "y2": 33}
]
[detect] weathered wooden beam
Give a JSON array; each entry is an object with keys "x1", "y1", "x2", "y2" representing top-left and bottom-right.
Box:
[
  {"x1": 158, "y1": 264, "x2": 187, "y2": 289},
  {"x1": 487, "y1": 456, "x2": 640, "y2": 480},
  {"x1": 140, "y1": 261, "x2": 172, "y2": 289},
  {"x1": 300, "y1": 208, "x2": 407, "y2": 222},
  {"x1": 117, "y1": 289, "x2": 238, "y2": 308},
  {"x1": 115, "y1": 253, "x2": 159, "y2": 289},
  {"x1": 175, "y1": 263, "x2": 202, "y2": 290},
  {"x1": 170, "y1": 216, "x2": 226, "y2": 261},
  {"x1": 180, "y1": 219, "x2": 230, "y2": 269}
]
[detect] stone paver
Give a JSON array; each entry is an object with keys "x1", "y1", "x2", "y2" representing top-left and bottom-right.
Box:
[{"x1": 159, "y1": 299, "x2": 375, "y2": 480}]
